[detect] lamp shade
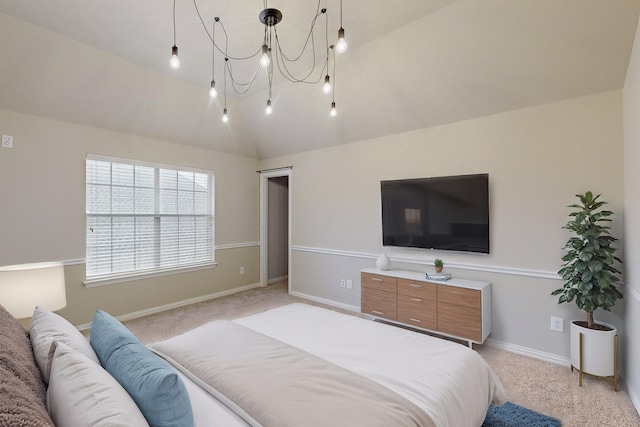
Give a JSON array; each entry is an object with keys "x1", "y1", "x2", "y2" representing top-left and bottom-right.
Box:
[{"x1": 0, "y1": 262, "x2": 67, "y2": 319}]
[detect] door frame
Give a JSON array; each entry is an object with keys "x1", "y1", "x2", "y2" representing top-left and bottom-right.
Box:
[{"x1": 259, "y1": 168, "x2": 292, "y2": 291}]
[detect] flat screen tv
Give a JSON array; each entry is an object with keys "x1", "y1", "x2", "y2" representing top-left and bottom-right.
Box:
[{"x1": 381, "y1": 173, "x2": 489, "y2": 254}]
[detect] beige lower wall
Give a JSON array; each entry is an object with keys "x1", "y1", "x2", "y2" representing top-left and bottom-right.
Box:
[
  {"x1": 290, "y1": 250, "x2": 371, "y2": 308},
  {"x1": 290, "y1": 248, "x2": 625, "y2": 360},
  {"x1": 57, "y1": 246, "x2": 259, "y2": 326},
  {"x1": 624, "y1": 290, "x2": 640, "y2": 410}
]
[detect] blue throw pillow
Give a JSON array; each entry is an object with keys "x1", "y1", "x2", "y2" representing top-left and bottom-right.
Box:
[{"x1": 90, "y1": 310, "x2": 194, "y2": 427}]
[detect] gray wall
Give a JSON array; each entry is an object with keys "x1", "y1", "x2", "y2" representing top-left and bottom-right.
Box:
[
  {"x1": 0, "y1": 109, "x2": 261, "y2": 325},
  {"x1": 261, "y1": 90, "x2": 625, "y2": 364},
  {"x1": 268, "y1": 177, "x2": 289, "y2": 282},
  {"x1": 623, "y1": 14, "x2": 640, "y2": 415}
]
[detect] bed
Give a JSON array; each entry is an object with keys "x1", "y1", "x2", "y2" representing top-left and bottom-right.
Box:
[{"x1": 0, "y1": 302, "x2": 506, "y2": 427}]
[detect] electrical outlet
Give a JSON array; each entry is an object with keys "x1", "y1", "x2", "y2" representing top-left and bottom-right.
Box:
[
  {"x1": 340, "y1": 279, "x2": 346, "y2": 288},
  {"x1": 1, "y1": 134, "x2": 13, "y2": 149},
  {"x1": 346, "y1": 279, "x2": 353, "y2": 290},
  {"x1": 550, "y1": 316, "x2": 564, "y2": 332},
  {"x1": 240, "y1": 266, "x2": 245, "y2": 275}
]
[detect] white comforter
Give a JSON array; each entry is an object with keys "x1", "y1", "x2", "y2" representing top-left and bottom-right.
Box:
[{"x1": 158, "y1": 303, "x2": 506, "y2": 427}]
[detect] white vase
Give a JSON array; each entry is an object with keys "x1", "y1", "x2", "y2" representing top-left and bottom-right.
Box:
[
  {"x1": 376, "y1": 253, "x2": 391, "y2": 270},
  {"x1": 570, "y1": 320, "x2": 617, "y2": 377}
]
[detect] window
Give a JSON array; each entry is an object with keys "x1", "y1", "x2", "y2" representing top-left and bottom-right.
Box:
[{"x1": 85, "y1": 155, "x2": 214, "y2": 283}]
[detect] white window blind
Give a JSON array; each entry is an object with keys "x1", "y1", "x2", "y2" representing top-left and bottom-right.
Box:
[{"x1": 86, "y1": 155, "x2": 214, "y2": 282}]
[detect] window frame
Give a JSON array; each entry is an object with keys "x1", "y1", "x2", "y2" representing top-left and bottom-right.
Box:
[{"x1": 84, "y1": 154, "x2": 216, "y2": 287}]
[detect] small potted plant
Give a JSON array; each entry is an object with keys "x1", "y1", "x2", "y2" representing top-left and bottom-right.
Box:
[
  {"x1": 434, "y1": 259, "x2": 443, "y2": 273},
  {"x1": 551, "y1": 191, "x2": 623, "y2": 389}
]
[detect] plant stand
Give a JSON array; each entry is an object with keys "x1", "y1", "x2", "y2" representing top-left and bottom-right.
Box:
[{"x1": 571, "y1": 331, "x2": 619, "y2": 391}]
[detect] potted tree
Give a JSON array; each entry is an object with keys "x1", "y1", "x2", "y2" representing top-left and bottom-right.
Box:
[{"x1": 551, "y1": 191, "x2": 623, "y2": 389}]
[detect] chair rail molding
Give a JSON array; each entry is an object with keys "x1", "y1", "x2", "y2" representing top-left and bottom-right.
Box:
[{"x1": 291, "y1": 246, "x2": 561, "y2": 280}]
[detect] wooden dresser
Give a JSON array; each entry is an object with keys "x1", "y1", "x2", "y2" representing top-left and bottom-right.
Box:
[{"x1": 361, "y1": 268, "x2": 491, "y2": 347}]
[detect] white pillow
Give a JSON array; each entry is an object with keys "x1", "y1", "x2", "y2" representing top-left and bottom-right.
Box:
[
  {"x1": 30, "y1": 306, "x2": 100, "y2": 384},
  {"x1": 47, "y1": 342, "x2": 150, "y2": 427}
]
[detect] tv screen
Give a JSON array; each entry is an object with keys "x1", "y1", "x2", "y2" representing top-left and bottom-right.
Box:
[{"x1": 381, "y1": 173, "x2": 489, "y2": 254}]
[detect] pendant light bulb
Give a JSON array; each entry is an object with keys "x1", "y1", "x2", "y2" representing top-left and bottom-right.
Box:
[
  {"x1": 222, "y1": 108, "x2": 229, "y2": 123},
  {"x1": 336, "y1": 28, "x2": 347, "y2": 54},
  {"x1": 260, "y1": 44, "x2": 270, "y2": 68},
  {"x1": 265, "y1": 99, "x2": 273, "y2": 115},
  {"x1": 322, "y1": 75, "x2": 332, "y2": 94},
  {"x1": 170, "y1": 45, "x2": 180, "y2": 69},
  {"x1": 330, "y1": 102, "x2": 337, "y2": 117},
  {"x1": 209, "y1": 80, "x2": 217, "y2": 98}
]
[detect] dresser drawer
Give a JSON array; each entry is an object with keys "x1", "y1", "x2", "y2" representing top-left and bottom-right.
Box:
[
  {"x1": 397, "y1": 294, "x2": 437, "y2": 330},
  {"x1": 437, "y1": 285, "x2": 481, "y2": 309},
  {"x1": 437, "y1": 302, "x2": 482, "y2": 342},
  {"x1": 361, "y1": 273, "x2": 397, "y2": 293},
  {"x1": 361, "y1": 268, "x2": 490, "y2": 344},
  {"x1": 398, "y1": 279, "x2": 437, "y2": 300},
  {"x1": 361, "y1": 288, "x2": 397, "y2": 320}
]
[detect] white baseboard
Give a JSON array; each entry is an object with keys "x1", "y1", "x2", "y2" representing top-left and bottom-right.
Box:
[
  {"x1": 76, "y1": 282, "x2": 262, "y2": 330},
  {"x1": 289, "y1": 290, "x2": 360, "y2": 313},
  {"x1": 484, "y1": 338, "x2": 571, "y2": 366}
]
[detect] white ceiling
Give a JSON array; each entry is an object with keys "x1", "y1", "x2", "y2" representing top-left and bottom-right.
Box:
[{"x1": 0, "y1": 0, "x2": 638, "y2": 159}]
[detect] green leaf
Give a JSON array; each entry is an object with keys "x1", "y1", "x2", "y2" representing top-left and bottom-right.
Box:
[
  {"x1": 577, "y1": 282, "x2": 587, "y2": 293},
  {"x1": 588, "y1": 261, "x2": 603, "y2": 273},
  {"x1": 579, "y1": 252, "x2": 593, "y2": 262}
]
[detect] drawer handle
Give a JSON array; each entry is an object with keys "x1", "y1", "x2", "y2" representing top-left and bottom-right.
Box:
[
  {"x1": 409, "y1": 283, "x2": 423, "y2": 288},
  {"x1": 449, "y1": 290, "x2": 465, "y2": 295},
  {"x1": 410, "y1": 318, "x2": 422, "y2": 323},
  {"x1": 371, "y1": 277, "x2": 384, "y2": 282},
  {"x1": 372, "y1": 310, "x2": 385, "y2": 315},
  {"x1": 411, "y1": 298, "x2": 422, "y2": 302}
]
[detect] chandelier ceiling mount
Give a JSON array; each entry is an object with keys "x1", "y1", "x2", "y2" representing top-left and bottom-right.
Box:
[{"x1": 259, "y1": 8, "x2": 283, "y2": 27}]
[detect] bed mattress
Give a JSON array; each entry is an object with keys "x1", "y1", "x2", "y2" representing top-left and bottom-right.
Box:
[{"x1": 152, "y1": 303, "x2": 506, "y2": 427}]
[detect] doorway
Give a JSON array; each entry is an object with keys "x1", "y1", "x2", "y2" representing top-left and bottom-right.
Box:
[{"x1": 260, "y1": 169, "x2": 291, "y2": 291}]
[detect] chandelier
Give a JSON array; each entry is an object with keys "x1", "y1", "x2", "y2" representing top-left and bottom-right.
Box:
[{"x1": 169, "y1": 0, "x2": 347, "y2": 123}]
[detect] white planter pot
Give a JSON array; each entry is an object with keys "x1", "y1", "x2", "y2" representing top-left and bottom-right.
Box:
[{"x1": 570, "y1": 320, "x2": 617, "y2": 377}]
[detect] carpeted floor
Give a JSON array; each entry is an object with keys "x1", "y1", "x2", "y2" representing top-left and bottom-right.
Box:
[{"x1": 123, "y1": 282, "x2": 640, "y2": 427}]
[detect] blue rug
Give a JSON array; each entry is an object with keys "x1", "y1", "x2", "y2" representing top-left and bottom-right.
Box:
[{"x1": 483, "y1": 402, "x2": 562, "y2": 427}]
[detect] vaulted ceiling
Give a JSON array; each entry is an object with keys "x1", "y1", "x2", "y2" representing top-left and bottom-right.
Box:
[{"x1": 0, "y1": 1, "x2": 638, "y2": 159}]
